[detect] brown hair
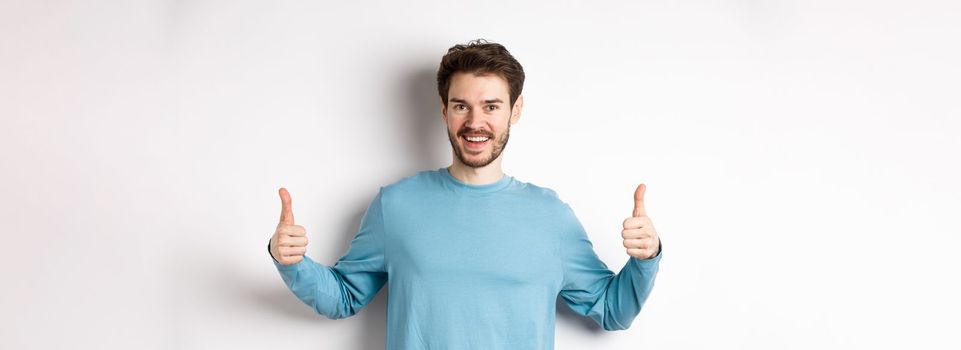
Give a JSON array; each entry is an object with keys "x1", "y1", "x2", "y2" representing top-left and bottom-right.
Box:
[{"x1": 437, "y1": 39, "x2": 525, "y2": 108}]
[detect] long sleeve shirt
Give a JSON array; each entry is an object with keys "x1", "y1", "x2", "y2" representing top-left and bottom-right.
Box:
[{"x1": 272, "y1": 168, "x2": 661, "y2": 349}]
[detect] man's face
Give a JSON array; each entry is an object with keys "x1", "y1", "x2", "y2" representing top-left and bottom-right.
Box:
[{"x1": 442, "y1": 72, "x2": 522, "y2": 168}]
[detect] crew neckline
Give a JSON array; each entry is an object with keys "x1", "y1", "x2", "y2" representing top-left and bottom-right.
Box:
[{"x1": 439, "y1": 167, "x2": 514, "y2": 194}]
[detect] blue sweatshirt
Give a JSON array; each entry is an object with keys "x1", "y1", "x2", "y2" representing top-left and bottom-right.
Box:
[{"x1": 272, "y1": 168, "x2": 661, "y2": 349}]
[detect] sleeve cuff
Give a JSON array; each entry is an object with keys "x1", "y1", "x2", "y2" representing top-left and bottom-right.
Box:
[{"x1": 273, "y1": 255, "x2": 311, "y2": 272}]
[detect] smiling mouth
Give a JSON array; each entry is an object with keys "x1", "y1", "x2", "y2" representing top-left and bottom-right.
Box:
[
  {"x1": 461, "y1": 134, "x2": 491, "y2": 151},
  {"x1": 464, "y1": 135, "x2": 490, "y2": 142}
]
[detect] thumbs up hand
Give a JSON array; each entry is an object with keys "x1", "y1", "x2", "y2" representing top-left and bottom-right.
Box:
[
  {"x1": 270, "y1": 187, "x2": 309, "y2": 265},
  {"x1": 622, "y1": 184, "x2": 660, "y2": 260}
]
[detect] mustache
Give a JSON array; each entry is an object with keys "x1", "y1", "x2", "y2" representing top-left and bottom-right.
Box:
[{"x1": 456, "y1": 128, "x2": 494, "y2": 138}]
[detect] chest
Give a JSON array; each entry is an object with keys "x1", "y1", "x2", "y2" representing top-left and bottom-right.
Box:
[{"x1": 385, "y1": 195, "x2": 563, "y2": 288}]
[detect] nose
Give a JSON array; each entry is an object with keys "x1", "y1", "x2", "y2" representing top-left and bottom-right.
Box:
[{"x1": 464, "y1": 110, "x2": 484, "y2": 129}]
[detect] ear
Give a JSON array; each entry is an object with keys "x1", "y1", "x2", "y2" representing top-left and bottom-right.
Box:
[
  {"x1": 510, "y1": 95, "x2": 524, "y2": 125},
  {"x1": 441, "y1": 101, "x2": 448, "y2": 123}
]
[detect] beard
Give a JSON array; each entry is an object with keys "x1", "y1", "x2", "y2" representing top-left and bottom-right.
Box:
[{"x1": 447, "y1": 124, "x2": 510, "y2": 168}]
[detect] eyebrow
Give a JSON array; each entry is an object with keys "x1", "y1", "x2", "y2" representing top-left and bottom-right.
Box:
[{"x1": 449, "y1": 98, "x2": 504, "y2": 104}]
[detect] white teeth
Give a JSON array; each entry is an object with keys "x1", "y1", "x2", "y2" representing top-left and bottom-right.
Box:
[{"x1": 465, "y1": 136, "x2": 490, "y2": 142}]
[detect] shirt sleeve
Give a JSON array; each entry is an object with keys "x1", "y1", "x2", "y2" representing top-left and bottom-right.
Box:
[
  {"x1": 558, "y1": 203, "x2": 661, "y2": 331},
  {"x1": 271, "y1": 189, "x2": 388, "y2": 319}
]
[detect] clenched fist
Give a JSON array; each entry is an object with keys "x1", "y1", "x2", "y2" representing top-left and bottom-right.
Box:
[
  {"x1": 622, "y1": 184, "x2": 660, "y2": 260},
  {"x1": 270, "y1": 187, "x2": 308, "y2": 265}
]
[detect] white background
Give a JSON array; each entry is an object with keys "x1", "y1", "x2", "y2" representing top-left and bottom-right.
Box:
[{"x1": 2, "y1": 0, "x2": 959, "y2": 349}]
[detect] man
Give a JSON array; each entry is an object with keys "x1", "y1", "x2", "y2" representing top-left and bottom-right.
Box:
[{"x1": 268, "y1": 39, "x2": 661, "y2": 349}]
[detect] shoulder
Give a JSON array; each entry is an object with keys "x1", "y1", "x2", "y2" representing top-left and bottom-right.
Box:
[
  {"x1": 376, "y1": 168, "x2": 443, "y2": 201},
  {"x1": 510, "y1": 177, "x2": 572, "y2": 211},
  {"x1": 511, "y1": 178, "x2": 585, "y2": 236},
  {"x1": 384, "y1": 169, "x2": 437, "y2": 190}
]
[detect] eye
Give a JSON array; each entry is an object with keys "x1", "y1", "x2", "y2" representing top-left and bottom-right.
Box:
[
  {"x1": 485, "y1": 105, "x2": 499, "y2": 111},
  {"x1": 454, "y1": 104, "x2": 467, "y2": 111}
]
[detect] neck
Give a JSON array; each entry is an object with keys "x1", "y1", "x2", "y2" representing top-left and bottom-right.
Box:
[{"x1": 447, "y1": 155, "x2": 504, "y2": 185}]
